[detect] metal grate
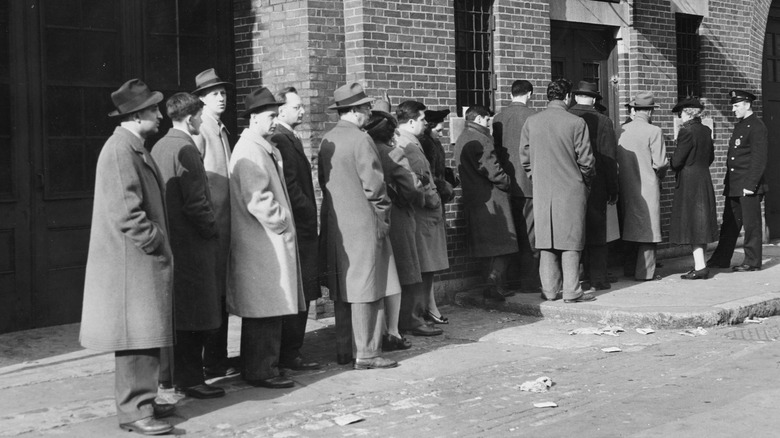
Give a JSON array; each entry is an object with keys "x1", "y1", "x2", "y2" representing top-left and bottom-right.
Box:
[
  {"x1": 454, "y1": 0, "x2": 495, "y2": 115},
  {"x1": 676, "y1": 14, "x2": 702, "y2": 98}
]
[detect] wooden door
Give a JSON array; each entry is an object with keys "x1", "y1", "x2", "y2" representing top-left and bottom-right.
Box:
[
  {"x1": 763, "y1": 4, "x2": 780, "y2": 239},
  {"x1": 550, "y1": 21, "x2": 618, "y2": 124}
]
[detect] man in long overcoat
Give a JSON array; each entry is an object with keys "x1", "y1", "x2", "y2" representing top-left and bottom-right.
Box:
[
  {"x1": 569, "y1": 81, "x2": 619, "y2": 290},
  {"x1": 707, "y1": 90, "x2": 768, "y2": 272},
  {"x1": 228, "y1": 87, "x2": 306, "y2": 389},
  {"x1": 319, "y1": 83, "x2": 401, "y2": 370},
  {"x1": 192, "y1": 69, "x2": 237, "y2": 378},
  {"x1": 79, "y1": 79, "x2": 175, "y2": 435},
  {"x1": 520, "y1": 79, "x2": 595, "y2": 303},
  {"x1": 151, "y1": 92, "x2": 225, "y2": 400},
  {"x1": 396, "y1": 100, "x2": 446, "y2": 337},
  {"x1": 271, "y1": 87, "x2": 322, "y2": 371},
  {"x1": 455, "y1": 105, "x2": 518, "y2": 301},
  {"x1": 492, "y1": 79, "x2": 541, "y2": 293},
  {"x1": 617, "y1": 92, "x2": 668, "y2": 281}
]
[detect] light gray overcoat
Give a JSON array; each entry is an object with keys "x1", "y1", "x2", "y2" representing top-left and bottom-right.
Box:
[{"x1": 80, "y1": 127, "x2": 174, "y2": 352}]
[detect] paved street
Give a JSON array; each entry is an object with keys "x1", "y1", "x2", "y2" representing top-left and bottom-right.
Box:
[{"x1": 2, "y1": 302, "x2": 780, "y2": 437}]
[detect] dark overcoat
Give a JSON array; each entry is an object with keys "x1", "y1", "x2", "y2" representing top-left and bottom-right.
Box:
[
  {"x1": 151, "y1": 128, "x2": 221, "y2": 331},
  {"x1": 272, "y1": 123, "x2": 322, "y2": 302},
  {"x1": 454, "y1": 121, "x2": 518, "y2": 258},
  {"x1": 724, "y1": 113, "x2": 768, "y2": 196},
  {"x1": 669, "y1": 118, "x2": 718, "y2": 244},
  {"x1": 318, "y1": 120, "x2": 401, "y2": 303},
  {"x1": 569, "y1": 104, "x2": 619, "y2": 245},
  {"x1": 419, "y1": 132, "x2": 454, "y2": 206},
  {"x1": 377, "y1": 140, "x2": 425, "y2": 285},
  {"x1": 520, "y1": 100, "x2": 595, "y2": 250},
  {"x1": 80, "y1": 127, "x2": 174, "y2": 352},
  {"x1": 492, "y1": 101, "x2": 536, "y2": 198}
]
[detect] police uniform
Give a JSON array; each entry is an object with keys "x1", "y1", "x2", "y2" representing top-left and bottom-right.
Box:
[{"x1": 707, "y1": 90, "x2": 768, "y2": 271}]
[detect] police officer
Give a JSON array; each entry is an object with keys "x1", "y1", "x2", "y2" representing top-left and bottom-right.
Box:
[{"x1": 707, "y1": 90, "x2": 768, "y2": 271}]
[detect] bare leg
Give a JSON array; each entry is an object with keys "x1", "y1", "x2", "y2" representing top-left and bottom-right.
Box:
[
  {"x1": 692, "y1": 244, "x2": 706, "y2": 270},
  {"x1": 384, "y1": 293, "x2": 402, "y2": 338}
]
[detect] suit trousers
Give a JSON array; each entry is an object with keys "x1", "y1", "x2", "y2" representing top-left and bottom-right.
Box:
[
  {"x1": 709, "y1": 195, "x2": 763, "y2": 267},
  {"x1": 623, "y1": 242, "x2": 656, "y2": 280},
  {"x1": 333, "y1": 299, "x2": 385, "y2": 360},
  {"x1": 158, "y1": 345, "x2": 173, "y2": 386},
  {"x1": 399, "y1": 273, "x2": 433, "y2": 331},
  {"x1": 240, "y1": 316, "x2": 282, "y2": 381},
  {"x1": 173, "y1": 330, "x2": 209, "y2": 388},
  {"x1": 115, "y1": 348, "x2": 160, "y2": 424},
  {"x1": 583, "y1": 244, "x2": 608, "y2": 284},
  {"x1": 203, "y1": 295, "x2": 230, "y2": 369},
  {"x1": 280, "y1": 301, "x2": 312, "y2": 364},
  {"x1": 539, "y1": 249, "x2": 582, "y2": 300},
  {"x1": 510, "y1": 196, "x2": 541, "y2": 290}
]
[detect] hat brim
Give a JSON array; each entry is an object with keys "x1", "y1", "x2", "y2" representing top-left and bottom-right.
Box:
[
  {"x1": 328, "y1": 96, "x2": 374, "y2": 110},
  {"x1": 193, "y1": 81, "x2": 234, "y2": 95},
  {"x1": 573, "y1": 90, "x2": 602, "y2": 99},
  {"x1": 241, "y1": 102, "x2": 282, "y2": 119},
  {"x1": 626, "y1": 103, "x2": 660, "y2": 109},
  {"x1": 672, "y1": 103, "x2": 704, "y2": 113},
  {"x1": 108, "y1": 91, "x2": 164, "y2": 117}
]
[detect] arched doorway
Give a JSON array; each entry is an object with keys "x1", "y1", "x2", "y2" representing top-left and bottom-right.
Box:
[{"x1": 763, "y1": 1, "x2": 780, "y2": 239}]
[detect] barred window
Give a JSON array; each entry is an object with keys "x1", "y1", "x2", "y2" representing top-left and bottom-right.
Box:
[
  {"x1": 454, "y1": 0, "x2": 495, "y2": 115},
  {"x1": 676, "y1": 14, "x2": 702, "y2": 98}
]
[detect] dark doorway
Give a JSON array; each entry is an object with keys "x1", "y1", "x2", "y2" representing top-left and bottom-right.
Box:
[
  {"x1": 550, "y1": 21, "x2": 618, "y2": 125},
  {"x1": 762, "y1": 2, "x2": 780, "y2": 239}
]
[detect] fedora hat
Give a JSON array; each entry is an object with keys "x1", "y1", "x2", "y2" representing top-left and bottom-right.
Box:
[
  {"x1": 328, "y1": 83, "x2": 374, "y2": 110},
  {"x1": 424, "y1": 109, "x2": 451, "y2": 125},
  {"x1": 192, "y1": 68, "x2": 233, "y2": 95},
  {"x1": 672, "y1": 97, "x2": 704, "y2": 113},
  {"x1": 625, "y1": 91, "x2": 660, "y2": 109},
  {"x1": 572, "y1": 81, "x2": 602, "y2": 99},
  {"x1": 108, "y1": 78, "x2": 163, "y2": 117},
  {"x1": 241, "y1": 87, "x2": 280, "y2": 118}
]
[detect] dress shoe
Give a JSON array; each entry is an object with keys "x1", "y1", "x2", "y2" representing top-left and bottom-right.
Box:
[
  {"x1": 336, "y1": 354, "x2": 354, "y2": 365},
  {"x1": 245, "y1": 376, "x2": 294, "y2": 389},
  {"x1": 635, "y1": 274, "x2": 663, "y2": 282},
  {"x1": 732, "y1": 264, "x2": 760, "y2": 272},
  {"x1": 404, "y1": 324, "x2": 443, "y2": 337},
  {"x1": 119, "y1": 417, "x2": 173, "y2": 435},
  {"x1": 706, "y1": 260, "x2": 731, "y2": 269},
  {"x1": 280, "y1": 356, "x2": 322, "y2": 371},
  {"x1": 178, "y1": 383, "x2": 225, "y2": 399},
  {"x1": 424, "y1": 310, "x2": 449, "y2": 324},
  {"x1": 382, "y1": 333, "x2": 412, "y2": 351},
  {"x1": 353, "y1": 356, "x2": 398, "y2": 370},
  {"x1": 563, "y1": 292, "x2": 596, "y2": 303},
  {"x1": 591, "y1": 281, "x2": 611, "y2": 290},
  {"x1": 680, "y1": 267, "x2": 709, "y2": 280},
  {"x1": 152, "y1": 402, "x2": 176, "y2": 419},
  {"x1": 204, "y1": 362, "x2": 240, "y2": 379}
]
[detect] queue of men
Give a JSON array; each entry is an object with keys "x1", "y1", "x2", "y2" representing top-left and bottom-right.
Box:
[{"x1": 79, "y1": 73, "x2": 767, "y2": 435}]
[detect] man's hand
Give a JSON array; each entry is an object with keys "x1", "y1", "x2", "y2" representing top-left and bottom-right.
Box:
[
  {"x1": 608, "y1": 193, "x2": 619, "y2": 205},
  {"x1": 743, "y1": 188, "x2": 755, "y2": 196}
]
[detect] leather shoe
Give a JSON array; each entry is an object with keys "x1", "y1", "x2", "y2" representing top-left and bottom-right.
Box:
[
  {"x1": 681, "y1": 267, "x2": 709, "y2": 280},
  {"x1": 152, "y1": 402, "x2": 176, "y2": 419},
  {"x1": 204, "y1": 363, "x2": 240, "y2": 379},
  {"x1": 732, "y1": 264, "x2": 760, "y2": 272},
  {"x1": 178, "y1": 383, "x2": 225, "y2": 399},
  {"x1": 280, "y1": 356, "x2": 322, "y2": 371},
  {"x1": 424, "y1": 310, "x2": 449, "y2": 324},
  {"x1": 119, "y1": 417, "x2": 173, "y2": 435},
  {"x1": 245, "y1": 376, "x2": 294, "y2": 389},
  {"x1": 636, "y1": 274, "x2": 663, "y2": 282},
  {"x1": 591, "y1": 281, "x2": 611, "y2": 290},
  {"x1": 706, "y1": 260, "x2": 730, "y2": 269},
  {"x1": 404, "y1": 324, "x2": 443, "y2": 337},
  {"x1": 353, "y1": 356, "x2": 398, "y2": 370},
  {"x1": 382, "y1": 333, "x2": 412, "y2": 351},
  {"x1": 336, "y1": 354, "x2": 354, "y2": 365},
  {"x1": 563, "y1": 293, "x2": 596, "y2": 303}
]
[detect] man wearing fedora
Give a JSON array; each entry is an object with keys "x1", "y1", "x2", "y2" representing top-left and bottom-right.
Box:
[
  {"x1": 227, "y1": 87, "x2": 306, "y2": 388},
  {"x1": 192, "y1": 68, "x2": 238, "y2": 379},
  {"x1": 492, "y1": 79, "x2": 542, "y2": 294},
  {"x1": 520, "y1": 78, "x2": 595, "y2": 303},
  {"x1": 707, "y1": 90, "x2": 768, "y2": 272},
  {"x1": 150, "y1": 92, "x2": 225, "y2": 400},
  {"x1": 318, "y1": 83, "x2": 401, "y2": 370},
  {"x1": 79, "y1": 79, "x2": 176, "y2": 435},
  {"x1": 271, "y1": 86, "x2": 322, "y2": 371},
  {"x1": 569, "y1": 81, "x2": 619, "y2": 290},
  {"x1": 617, "y1": 92, "x2": 668, "y2": 281}
]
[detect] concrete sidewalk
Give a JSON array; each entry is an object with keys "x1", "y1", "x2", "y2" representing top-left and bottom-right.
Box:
[{"x1": 456, "y1": 244, "x2": 780, "y2": 328}]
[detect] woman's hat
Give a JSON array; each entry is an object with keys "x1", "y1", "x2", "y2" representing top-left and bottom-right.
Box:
[
  {"x1": 108, "y1": 79, "x2": 163, "y2": 117},
  {"x1": 671, "y1": 97, "x2": 704, "y2": 113},
  {"x1": 424, "y1": 109, "x2": 451, "y2": 125}
]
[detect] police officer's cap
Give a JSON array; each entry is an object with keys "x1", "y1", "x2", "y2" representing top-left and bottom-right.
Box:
[{"x1": 729, "y1": 90, "x2": 756, "y2": 104}]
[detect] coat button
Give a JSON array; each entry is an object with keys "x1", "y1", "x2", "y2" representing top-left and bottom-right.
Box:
[
  {"x1": 731, "y1": 168, "x2": 735, "y2": 171},
  {"x1": 731, "y1": 157, "x2": 735, "y2": 160}
]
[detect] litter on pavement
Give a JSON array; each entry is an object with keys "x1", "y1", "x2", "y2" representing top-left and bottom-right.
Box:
[
  {"x1": 569, "y1": 325, "x2": 625, "y2": 336},
  {"x1": 678, "y1": 327, "x2": 708, "y2": 337},
  {"x1": 533, "y1": 402, "x2": 558, "y2": 408},
  {"x1": 636, "y1": 328, "x2": 655, "y2": 335},
  {"x1": 334, "y1": 414, "x2": 364, "y2": 426},
  {"x1": 601, "y1": 347, "x2": 622, "y2": 353},
  {"x1": 745, "y1": 317, "x2": 767, "y2": 324},
  {"x1": 519, "y1": 376, "x2": 552, "y2": 392}
]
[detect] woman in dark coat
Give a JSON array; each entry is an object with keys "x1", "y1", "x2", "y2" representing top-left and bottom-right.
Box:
[{"x1": 669, "y1": 98, "x2": 718, "y2": 279}]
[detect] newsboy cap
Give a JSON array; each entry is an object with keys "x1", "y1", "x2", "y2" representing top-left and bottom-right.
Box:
[
  {"x1": 241, "y1": 87, "x2": 280, "y2": 118},
  {"x1": 193, "y1": 68, "x2": 233, "y2": 95},
  {"x1": 728, "y1": 90, "x2": 756, "y2": 104},
  {"x1": 328, "y1": 83, "x2": 374, "y2": 110},
  {"x1": 108, "y1": 79, "x2": 163, "y2": 117}
]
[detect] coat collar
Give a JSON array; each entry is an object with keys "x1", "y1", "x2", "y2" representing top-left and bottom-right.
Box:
[
  {"x1": 240, "y1": 128, "x2": 275, "y2": 155},
  {"x1": 632, "y1": 112, "x2": 651, "y2": 124},
  {"x1": 509, "y1": 101, "x2": 529, "y2": 108},
  {"x1": 202, "y1": 112, "x2": 230, "y2": 135},
  {"x1": 465, "y1": 120, "x2": 490, "y2": 136},
  {"x1": 396, "y1": 129, "x2": 422, "y2": 149},
  {"x1": 546, "y1": 100, "x2": 569, "y2": 111},
  {"x1": 570, "y1": 103, "x2": 598, "y2": 113},
  {"x1": 681, "y1": 117, "x2": 702, "y2": 129},
  {"x1": 168, "y1": 127, "x2": 196, "y2": 144},
  {"x1": 738, "y1": 113, "x2": 757, "y2": 125},
  {"x1": 115, "y1": 126, "x2": 146, "y2": 154}
]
